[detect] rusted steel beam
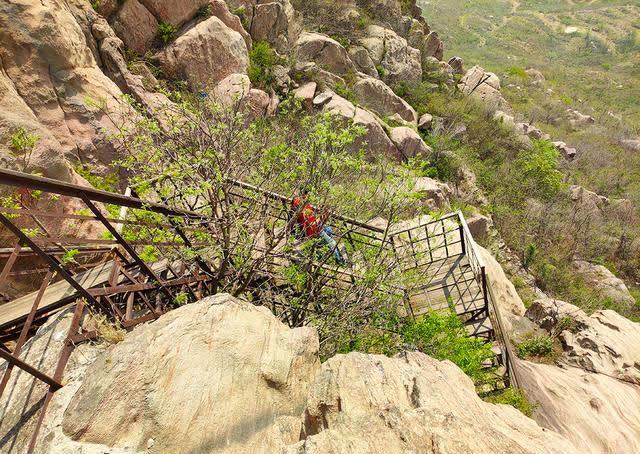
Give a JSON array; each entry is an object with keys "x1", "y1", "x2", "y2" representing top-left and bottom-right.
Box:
[
  {"x1": 80, "y1": 196, "x2": 174, "y2": 302},
  {"x1": 0, "y1": 245, "x2": 111, "y2": 258},
  {"x1": 0, "y1": 271, "x2": 54, "y2": 399},
  {"x1": 0, "y1": 213, "x2": 101, "y2": 310},
  {"x1": 0, "y1": 348, "x2": 62, "y2": 390},
  {"x1": 0, "y1": 242, "x2": 21, "y2": 289},
  {"x1": 26, "y1": 300, "x2": 85, "y2": 453},
  {"x1": 0, "y1": 168, "x2": 205, "y2": 219}
]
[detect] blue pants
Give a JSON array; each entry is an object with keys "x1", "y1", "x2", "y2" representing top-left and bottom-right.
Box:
[{"x1": 320, "y1": 227, "x2": 344, "y2": 264}]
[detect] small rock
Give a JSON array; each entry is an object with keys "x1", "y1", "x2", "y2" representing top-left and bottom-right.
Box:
[
  {"x1": 417, "y1": 113, "x2": 433, "y2": 131},
  {"x1": 293, "y1": 82, "x2": 317, "y2": 108},
  {"x1": 448, "y1": 56, "x2": 464, "y2": 74}
]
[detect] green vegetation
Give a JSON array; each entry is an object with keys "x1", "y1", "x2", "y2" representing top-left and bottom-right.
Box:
[
  {"x1": 486, "y1": 388, "x2": 536, "y2": 417},
  {"x1": 9, "y1": 127, "x2": 39, "y2": 171},
  {"x1": 248, "y1": 41, "x2": 278, "y2": 90},
  {"x1": 517, "y1": 335, "x2": 554, "y2": 359},
  {"x1": 334, "y1": 81, "x2": 356, "y2": 103},
  {"x1": 402, "y1": 311, "x2": 494, "y2": 380},
  {"x1": 157, "y1": 22, "x2": 177, "y2": 44},
  {"x1": 61, "y1": 249, "x2": 80, "y2": 266},
  {"x1": 396, "y1": 81, "x2": 640, "y2": 321},
  {"x1": 107, "y1": 91, "x2": 421, "y2": 360}
]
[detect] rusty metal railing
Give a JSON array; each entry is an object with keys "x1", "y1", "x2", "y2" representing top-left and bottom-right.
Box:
[{"x1": 0, "y1": 169, "x2": 519, "y2": 451}]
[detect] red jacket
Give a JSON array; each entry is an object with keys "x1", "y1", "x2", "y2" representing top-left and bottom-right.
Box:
[{"x1": 292, "y1": 197, "x2": 321, "y2": 237}]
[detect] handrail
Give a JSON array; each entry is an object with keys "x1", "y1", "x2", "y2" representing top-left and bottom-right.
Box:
[
  {"x1": 0, "y1": 168, "x2": 205, "y2": 219},
  {"x1": 486, "y1": 281, "x2": 521, "y2": 389},
  {"x1": 226, "y1": 178, "x2": 387, "y2": 234}
]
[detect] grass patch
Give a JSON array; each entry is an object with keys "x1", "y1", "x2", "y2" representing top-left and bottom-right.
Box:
[{"x1": 485, "y1": 388, "x2": 536, "y2": 417}]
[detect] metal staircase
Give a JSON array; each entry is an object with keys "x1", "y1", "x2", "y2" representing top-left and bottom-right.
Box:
[{"x1": 0, "y1": 168, "x2": 520, "y2": 451}]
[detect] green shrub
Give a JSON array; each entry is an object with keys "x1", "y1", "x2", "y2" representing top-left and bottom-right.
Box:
[
  {"x1": 517, "y1": 335, "x2": 553, "y2": 359},
  {"x1": 402, "y1": 311, "x2": 494, "y2": 381},
  {"x1": 248, "y1": 41, "x2": 277, "y2": 89},
  {"x1": 334, "y1": 81, "x2": 356, "y2": 103},
  {"x1": 506, "y1": 66, "x2": 528, "y2": 79},
  {"x1": 376, "y1": 64, "x2": 386, "y2": 78},
  {"x1": 486, "y1": 388, "x2": 536, "y2": 417},
  {"x1": 158, "y1": 22, "x2": 177, "y2": 44}
]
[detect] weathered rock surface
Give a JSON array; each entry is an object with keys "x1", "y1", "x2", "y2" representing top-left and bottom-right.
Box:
[
  {"x1": 287, "y1": 352, "x2": 578, "y2": 453},
  {"x1": 209, "y1": 0, "x2": 252, "y2": 49},
  {"x1": 352, "y1": 76, "x2": 417, "y2": 123},
  {"x1": 353, "y1": 107, "x2": 398, "y2": 158},
  {"x1": 63, "y1": 294, "x2": 320, "y2": 453},
  {"x1": 519, "y1": 360, "x2": 640, "y2": 454},
  {"x1": 552, "y1": 140, "x2": 577, "y2": 160},
  {"x1": 0, "y1": 0, "x2": 124, "y2": 179},
  {"x1": 417, "y1": 112, "x2": 433, "y2": 130},
  {"x1": 348, "y1": 45, "x2": 378, "y2": 77},
  {"x1": 140, "y1": 0, "x2": 208, "y2": 28},
  {"x1": 466, "y1": 212, "x2": 492, "y2": 240},
  {"x1": 572, "y1": 260, "x2": 636, "y2": 307},
  {"x1": 423, "y1": 30, "x2": 444, "y2": 60},
  {"x1": 448, "y1": 56, "x2": 464, "y2": 74},
  {"x1": 293, "y1": 81, "x2": 318, "y2": 109},
  {"x1": 0, "y1": 309, "x2": 110, "y2": 453},
  {"x1": 478, "y1": 245, "x2": 526, "y2": 328},
  {"x1": 112, "y1": 0, "x2": 158, "y2": 55},
  {"x1": 526, "y1": 298, "x2": 640, "y2": 384},
  {"x1": 213, "y1": 73, "x2": 251, "y2": 105},
  {"x1": 155, "y1": 16, "x2": 249, "y2": 89},
  {"x1": 359, "y1": 25, "x2": 422, "y2": 85},
  {"x1": 620, "y1": 138, "x2": 640, "y2": 152},
  {"x1": 389, "y1": 126, "x2": 431, "y2": 159},
  {"x1": 459, "y1": 65, "x2": 510, "y2": 112},
  {"x1": 413, "y1": 176, "x2": 451, "y2": 209},
  {"x1": 319, "y1": 91, "x2": 396, "y2": 157},
  {"x1": 295, "y1": 32, "x2": 356, "y2": 75},
  {"x1": 566, "y1": 108, "x2": 595, "y2": 130},
  {"x1": 251, "y1": 0, "x2": 302, "y2": 52}
]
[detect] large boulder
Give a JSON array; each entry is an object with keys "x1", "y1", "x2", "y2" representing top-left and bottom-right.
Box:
[
  {"x1": 319, "y1": 91, "x2": 397, "y2": 158},
  {"x1": 459, "y1": 65, "x2": 510, "y2": 112},
  {"x1": 519, "y1": 360, "x2": 640, "y2": 453},
  {"x1": 526, "y1": 298, "x2": 640, "y2": 384},
  {"x1": 139, "y1": 0, "x2": 208, "y2": 27},
  {"x1": 572, "y1": 260, "x2": 636, "y2": 307},
  {"x1": 112, "y1": 0, "x2": 158, "y2": 55},
  {"x1": 413, "y1": 176, "x2": 452, "y2": 209},
  {"x1": 155, "y1": 16, "x2": 249, "y2": 90},
  {"x1": 352, "y1": 77, "x2": 417, "y2": 123},
  {"x1": 209, "y1": 0, "x2": 252, "y2": 49},
  {"x1": 348, "y1": 45, "x2": 378, "y2": 77},
  {"x1": 359, "y1": 25, "x2": 422, "y2": 86},
  {"x1": 287, "y1": 352, "x2": 578, "y2": 453},
  {"x1": 422, "y1": 30, "x2": 443, "y2": 60},
  {"x1": 295, "y1": 32, "x2": 357, "y2": 75},
  {"x1": 353, "y1": 107, "x2": 398, "y2": 158},
  {"x1": 63, "y1": 294, "x2": 320, "y2": 453},
  {"x1": 251, "y1": 0, "x2": 302, "y2": 53},
  {"x1": 389, "y1": 126, "x2": 431, "y2": 159}
]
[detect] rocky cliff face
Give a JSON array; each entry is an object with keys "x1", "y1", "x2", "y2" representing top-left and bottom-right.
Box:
[{"x1": 3, "y1": 294, "x2": 582, "y2": 453}]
